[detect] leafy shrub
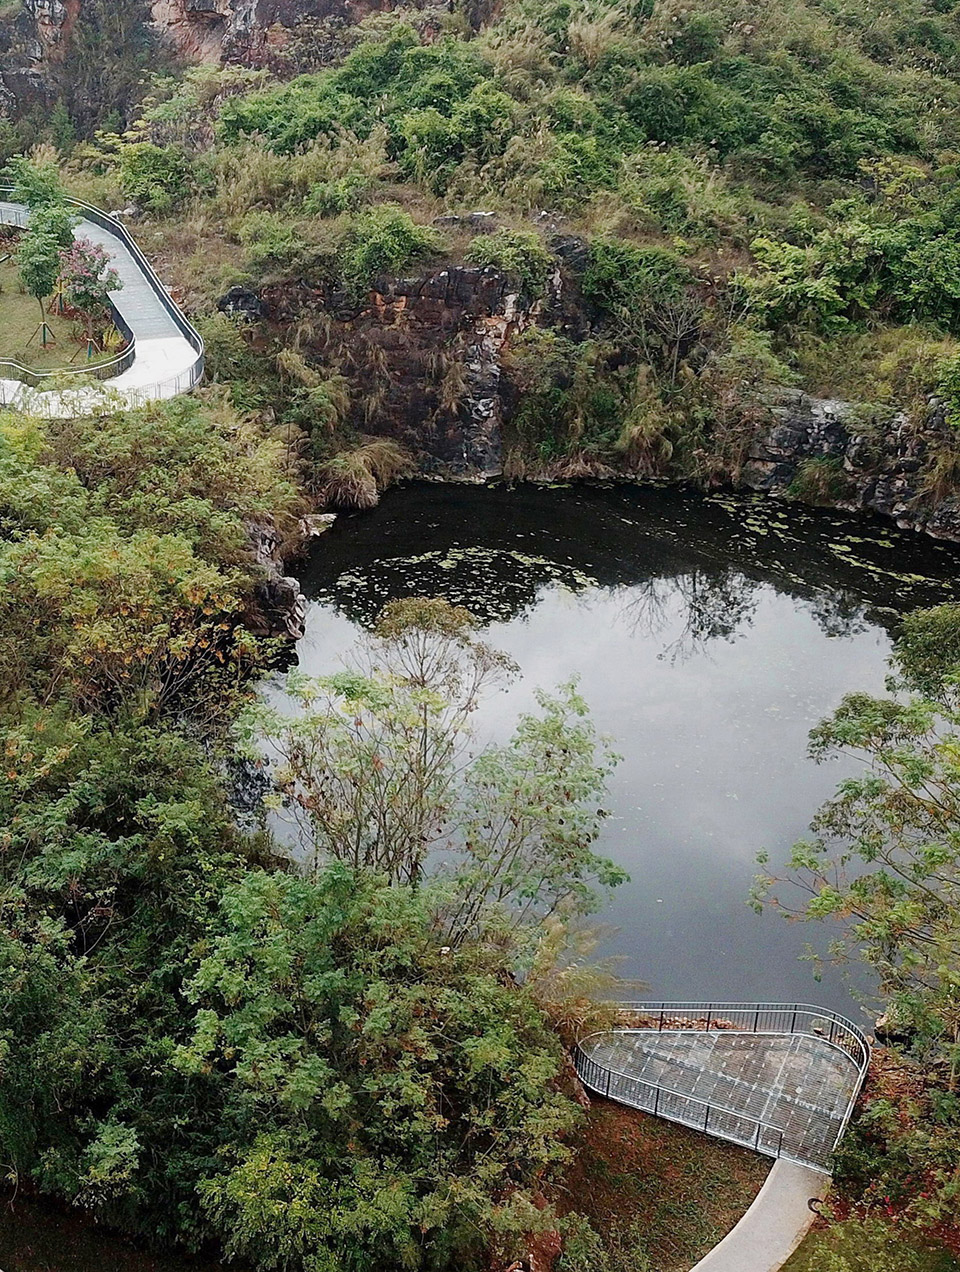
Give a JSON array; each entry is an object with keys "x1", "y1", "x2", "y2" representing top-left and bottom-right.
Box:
[
  {"x1": 338, "y1": 204, "x2": 442, "y2": 294},
  {"x1": 238, "y1": 211, "x2": 313, "y2": 272},
  {"x1": 465, "y1": 227, "x2": 552, "y2": 296},
  {"x1": 2, "y1": 154, "x2": 64, "y2": 208},
  {"x1": 581, "y1": 239, "x2": 693, "y2": 316},
  {"x1": 304, "y1": 170, "x2": 371, "y2": 217},
  {"x1": 118, "y1": 142, "x2": 192, "y2": 212}
]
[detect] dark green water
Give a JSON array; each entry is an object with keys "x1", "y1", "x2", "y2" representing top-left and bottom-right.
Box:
[{"x1": 293, "y1": 481, "x2": 960, "y2": 1017}]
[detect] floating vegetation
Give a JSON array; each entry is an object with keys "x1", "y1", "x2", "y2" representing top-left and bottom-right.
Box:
[
  {"x1": 302, "y1": 484, "x2": 960, "y2": 636},
  {"x1": 320, "y1": 545, "x2": 599, "y2": 627}
]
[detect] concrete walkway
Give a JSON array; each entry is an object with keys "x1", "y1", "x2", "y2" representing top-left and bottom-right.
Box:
[
  {"x1": 690, "y1": 1160, "x2": 827, "y2": 1271},
  {"x1": 0, "y1": 198, "x2": 203, "y2": 416}
]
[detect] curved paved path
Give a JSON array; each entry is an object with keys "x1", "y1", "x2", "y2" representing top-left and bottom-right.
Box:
[
  {"x1": 689, "y1": 1160, "x2": 827, "y2": 1272},
  {"x1": 0, "y1": 198, "x2": 203, "y2": 416}
]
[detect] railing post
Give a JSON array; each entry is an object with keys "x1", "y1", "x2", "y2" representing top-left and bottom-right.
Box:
[
  {"x1": 790, "y1": 1008, "x2": 797, "y2": 1033},
  {"x1": 753, "y1": 1008, "x2": 760, "y2": 1031}
]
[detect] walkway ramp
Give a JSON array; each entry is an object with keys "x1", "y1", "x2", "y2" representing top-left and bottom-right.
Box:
[
  {"x1": 0, "y1": 190, "x2": 204, "y2": 416},
  {"x1": 575, "y1": 1002, "x2": 870, "y2": 1173}
]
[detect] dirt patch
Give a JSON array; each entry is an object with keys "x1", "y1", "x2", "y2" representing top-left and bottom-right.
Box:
[{"x1": 0, "y1": 1189, "x2": 236, "y2": 1272}]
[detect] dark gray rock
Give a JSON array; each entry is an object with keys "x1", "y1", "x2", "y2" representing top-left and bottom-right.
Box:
[
  {"x1": 218, "y1": 285, "x2": 265, "y2": 321},
  {"x1": 248, "y1": 521, "x2": 306, "y2": 639},
  {"x1": 741, "y1": 389, "x2": 960, "y2": 541}
]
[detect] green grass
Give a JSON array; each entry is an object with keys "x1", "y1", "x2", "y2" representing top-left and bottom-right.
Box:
[
  {"x1": 560, "y1": 1102, "x2": 769, "y2": 1271},
  {"x1": 785, "y1": 1218, "x2": 960, "y2": 1272},
  {"x1": 0, "y1": 257, "x2": 112, "y2": 373}
]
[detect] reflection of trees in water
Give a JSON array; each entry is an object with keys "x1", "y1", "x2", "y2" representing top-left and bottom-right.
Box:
[
  {"x1": 801, "y1": 591, "x2": 870, "y2": 641},
  {"x1": 614, "y1": 567, "x2": 870, "y2": 662},
  {"x1": 316, "y1": 549, "x2": 597, "y2": 629},
  {"x1": 616, "y1": 568, "x2": 761, "y2": 663}
]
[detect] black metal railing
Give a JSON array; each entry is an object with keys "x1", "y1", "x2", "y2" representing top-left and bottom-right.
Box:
[
  {"x1": 0, "y1": 188, "x2": 204, "y2": 401},
  {"x1": 574, "y1": 1000, "x2": 871, "y2": 1173}
]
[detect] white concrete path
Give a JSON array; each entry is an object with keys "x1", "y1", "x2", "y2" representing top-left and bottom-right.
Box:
[
  {"x1": 690, "y1": 1160, "x2": 828, "y2": 1272},
  {"x1": 0, "y1": 197, "x2": 203, "y2": 416}
]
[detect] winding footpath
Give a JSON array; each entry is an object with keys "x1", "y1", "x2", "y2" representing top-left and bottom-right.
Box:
[
  {"x1": 0, "y1": 195, "x2": 203, "y2": 417},
  {"x1": 689, "y1": 1160, "x2": 827, "y2": 1272}
]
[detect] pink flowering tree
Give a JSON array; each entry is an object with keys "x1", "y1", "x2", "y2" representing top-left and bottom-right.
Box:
[{"x1": 57, "y1": 238, "x2": 123, "y2": 347}]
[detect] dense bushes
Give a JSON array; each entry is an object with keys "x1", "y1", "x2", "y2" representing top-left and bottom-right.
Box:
[
  {"x1": 0, "y1": 398, "x2": 299, "y2": 716},
  {"x1": 339, "y1": 204, "x2": 443, "y2": 293}
]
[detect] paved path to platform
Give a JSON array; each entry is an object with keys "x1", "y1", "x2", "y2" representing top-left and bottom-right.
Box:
[{"x1": 690, "y1": 1159, "x2": 827, "y2": 1272}]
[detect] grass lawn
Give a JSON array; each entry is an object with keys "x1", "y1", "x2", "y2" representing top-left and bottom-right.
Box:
[
  {"x1": 785, "y1": 1217, "x2": 960, "y2": 1272},
  {"x1": 0, "y1": 256, "x2": 118, "y2": 373},
  {"x1": 557, "y1": 1098, "x2": 769, "y2": 1271}
]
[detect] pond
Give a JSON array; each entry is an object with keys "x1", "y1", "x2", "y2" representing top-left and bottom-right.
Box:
[{"x1": 291, "y1": 481, "x2": 960, "y2": 1018}]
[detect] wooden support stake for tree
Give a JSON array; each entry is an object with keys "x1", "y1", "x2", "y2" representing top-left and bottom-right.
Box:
[{"x1": 26, "y1": 320, "x2": 56, "y2": 350}]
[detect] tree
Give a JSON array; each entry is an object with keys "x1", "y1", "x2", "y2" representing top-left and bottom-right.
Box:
[
  {"x1": 16, "y1": 202, "x2": 78, "y2": 327},
  {"x1": 246, "y1": 597, "x2": 625, "y2": 939},
  {"x1": 0, "y1": 712, "x2": 587, "y2": 1272},
  {"x1": 755, "y1": 603, "x2": 960, "y2": 1231},
  {"x1": 756, "y1": 605, "x2": 960, "y2": 1068},
  {"x1": 58, "y1": 237, "x2": 123, "y2": 347},
  {"x1": 3, "y1": 154, "x2": 64, "y2": 210},
  {"x1": 172, "y1": 866, "x2": 579, "y2": 1272}
]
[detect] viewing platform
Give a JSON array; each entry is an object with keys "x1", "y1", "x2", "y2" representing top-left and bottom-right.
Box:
[{"x1": 575, "y1": 1001, "x2": 870, "y2": 1173}]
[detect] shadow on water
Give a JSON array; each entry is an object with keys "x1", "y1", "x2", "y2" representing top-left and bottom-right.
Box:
[
  {"x1": 293, "y1": 482, "x2": 960, "y2": 1017},
  {"x1": 299, "y1": 482, "x2": 960, "y2": 637}
]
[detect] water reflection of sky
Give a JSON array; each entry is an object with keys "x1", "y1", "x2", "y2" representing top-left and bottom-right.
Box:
[{"x1": 285, "y1": 483, "x2": 960, "y2": 1020}]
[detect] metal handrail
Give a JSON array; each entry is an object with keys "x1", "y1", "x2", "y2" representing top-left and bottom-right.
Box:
[
  {"x1": 0, "y1": 187, "x2": 204, "y2": 399},
  {"x1": 0, "y1": 342, "x2": 136, "y2": 388},
  {"x1": 575, "y1": 1000, "x2": 872, "y2": 1171},
  {"x1": 575, "y1": 1043, "x2": 788, "y2": 1146},
  {"x1": 615, "y1": 1001, "x2": 871, "y2": 1084}
]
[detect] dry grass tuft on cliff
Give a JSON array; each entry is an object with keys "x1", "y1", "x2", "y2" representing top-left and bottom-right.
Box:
[{"x1": 317, "y1": 438, "x2": 414, "y2": 510}]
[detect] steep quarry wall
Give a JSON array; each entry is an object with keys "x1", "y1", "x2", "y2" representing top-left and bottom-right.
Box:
[
  {"x1": 743, "y1": 390, "x2": 960, "y2": 540},
  {"x1": 227, "y1": 263, "x2": 550, "y2": 475},
  {"x1": 0, "y1": 0, "x2": 80, "y2": 120},
  {"x1": 0, "y1": 0, "x2": 453, "y2": 117},
  {"x1": 222, "y1": 258, "x2": 960, "y2": 542}
]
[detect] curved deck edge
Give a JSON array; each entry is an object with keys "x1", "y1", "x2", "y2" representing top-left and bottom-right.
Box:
[{"x1": 689, "y1": 1160, "x2": 827, "y2": 1272}]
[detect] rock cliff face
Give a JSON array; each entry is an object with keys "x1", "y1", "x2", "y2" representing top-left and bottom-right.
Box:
[
  {"x1": 0, "y1": 0, "x2": 452, "y2": 115},
  {"x1": 0, "y1": 0, "x2": 79, "y2": 120},
  {"x1": 240, "y1": 261, "x2": 566, "y2": 475},
  {"x1": 226, "y1": 260, "x2": 960, "y2": 542},
  {"x1": 742, "y1": 389, "x2": 960, "y2": 540}
]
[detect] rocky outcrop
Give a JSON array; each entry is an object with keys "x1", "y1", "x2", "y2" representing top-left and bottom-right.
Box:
[
  {"x1": 0, "y1": 0, "x2": 78, "y2": 120},
  {"x1": 0, "y1": 0, "x2": 452, "y2": 125},
  {"x1": 741, "y1": 389, "x2": 960, "y2": 541},
  {"x1": 246, "y1": 513, "x2": 337, "y2": 639},
  {"x1": 256, "y1": 262, "x2": 564, "y2": 475},
  {"x1": 247, "y1": 520, "x2": 307, "y2": 639}
]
